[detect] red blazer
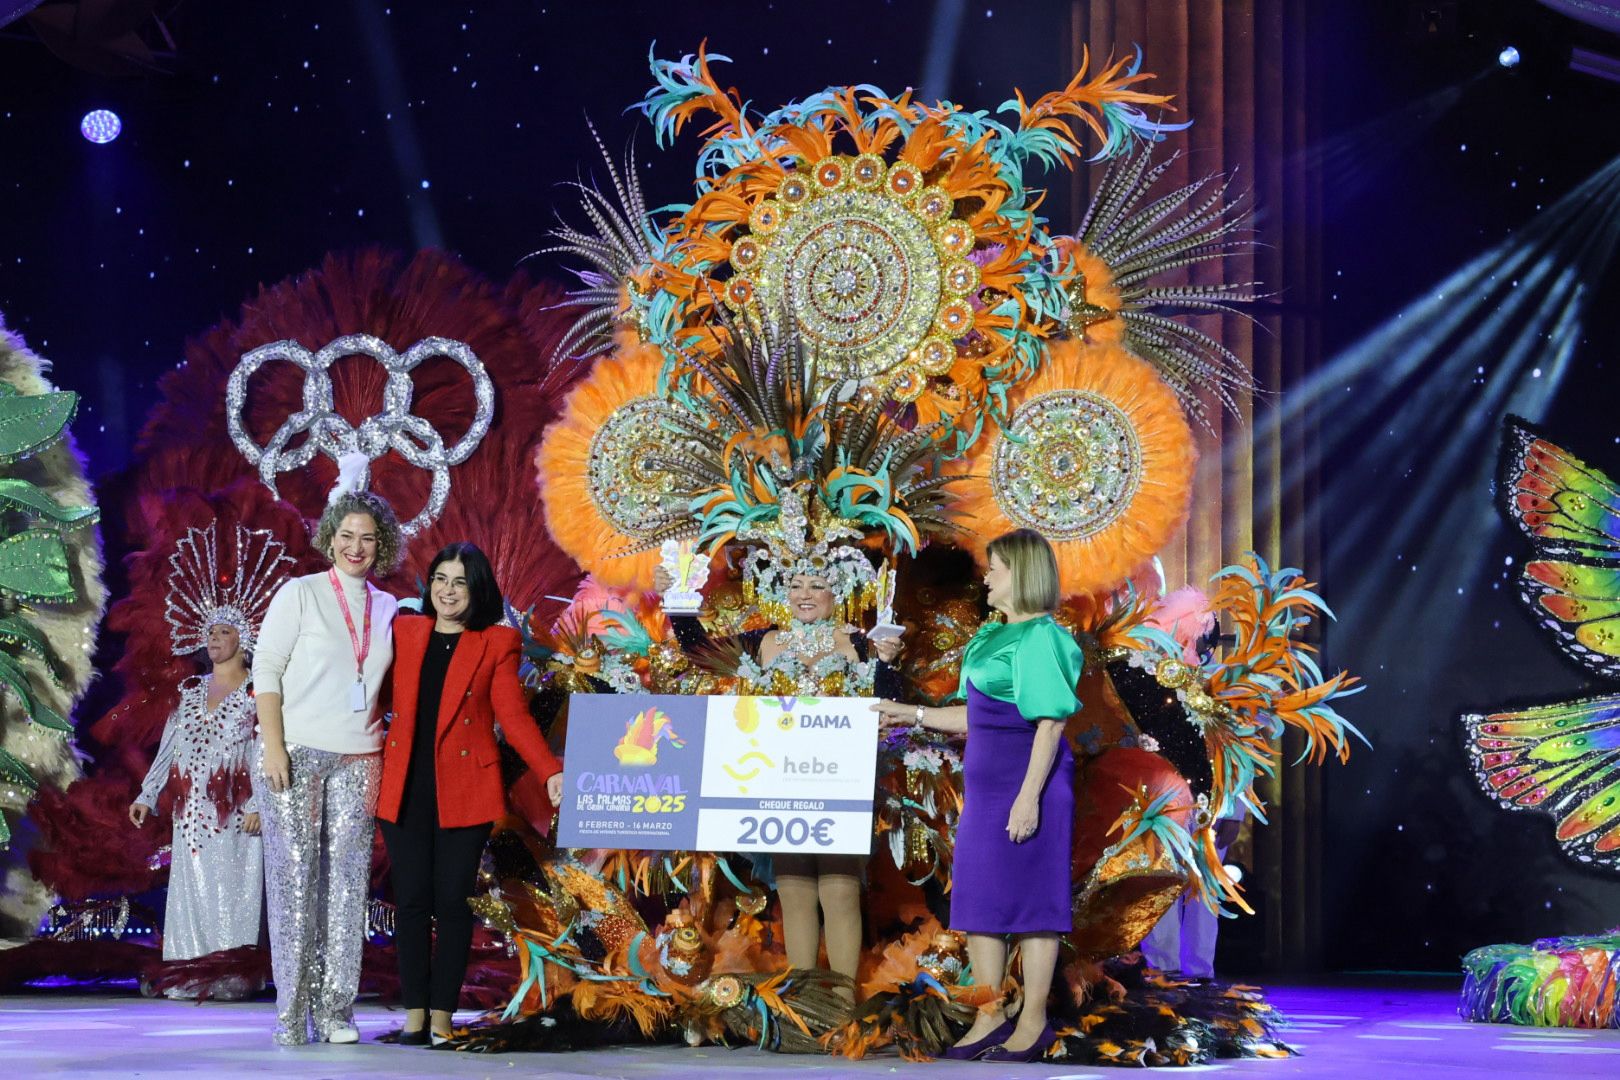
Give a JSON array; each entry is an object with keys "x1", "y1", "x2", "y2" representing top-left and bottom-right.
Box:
[{"x1": 377, "y1": 616, "x2": 562, "y2": 828}]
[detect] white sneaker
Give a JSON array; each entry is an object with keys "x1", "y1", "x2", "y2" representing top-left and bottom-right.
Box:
[{"x1": 325, "y1": 1023, "x2": 360, "y2": 1044}]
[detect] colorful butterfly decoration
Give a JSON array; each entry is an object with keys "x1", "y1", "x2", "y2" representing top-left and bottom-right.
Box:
[{"x1": 1461, "y1": 417, "x2": 1620, "y2": 871}]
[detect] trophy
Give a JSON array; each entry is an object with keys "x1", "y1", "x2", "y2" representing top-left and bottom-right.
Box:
[
  {"x1": 867, "y1": 565, "x2": 903, "y2": 641},
  {"x1": 659, "y1": 539, "x2": 708, "y2": 615}
]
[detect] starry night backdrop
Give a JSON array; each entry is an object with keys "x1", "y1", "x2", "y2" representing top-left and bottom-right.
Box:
[{"x1": 2, "y1": 1, "x2": 1618, "y2": 974}]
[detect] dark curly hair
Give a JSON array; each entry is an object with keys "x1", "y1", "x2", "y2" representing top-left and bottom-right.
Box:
[{"x1": 313, "y1": 491, "x2": 405, "y2": 576}]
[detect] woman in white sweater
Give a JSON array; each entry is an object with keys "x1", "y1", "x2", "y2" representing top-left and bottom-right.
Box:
[{"x1": 253, "y1": 486, "x2": 402, "y2": 1045}]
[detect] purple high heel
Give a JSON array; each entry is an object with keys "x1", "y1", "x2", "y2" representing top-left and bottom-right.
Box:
[
  {"x1": 979, "y1": 1021, "x2": 1057, "y2": 1063},
  {"x1": 938, "y1": 1017, "x2": 1016, "y2": 1060}
]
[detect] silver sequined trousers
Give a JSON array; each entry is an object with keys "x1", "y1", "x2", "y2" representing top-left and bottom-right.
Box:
[{"x1": 256, "y1": 744, "x2": 381, "y2": 1044}]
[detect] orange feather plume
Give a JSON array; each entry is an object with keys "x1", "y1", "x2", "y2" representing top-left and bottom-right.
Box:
[
  {"x1": 570, "y1": 979, "x2": 674, "y2": 1037},
  {"x1": 952, "y1": 339, "x2": 1195, "y2": 596},
  {"x1": 1006, "y1": 47, "x2": 1180, "y2": 161},
  {"x1": 658, "y1": 40, "x2": 753, "y2": 145},
  {"x1": 535, "y1": 342, "x2": 666, "y2": 588}
]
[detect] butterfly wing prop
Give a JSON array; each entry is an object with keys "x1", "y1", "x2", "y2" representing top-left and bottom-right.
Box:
[
  {"x1": 1500, "y1": 418, "x2": 1620, "y2": 680},
  {"x1": 1462, "y1": 695, "x2": 1620, "y2": 871}
]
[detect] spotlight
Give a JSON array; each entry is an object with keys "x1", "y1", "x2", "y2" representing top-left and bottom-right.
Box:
[
  {"x1": 1498, "y1": 46, "x2": 1521, "y2": 69},
  {"x1": 80, "y1": 109, "x2": 122, "y2": 144}
]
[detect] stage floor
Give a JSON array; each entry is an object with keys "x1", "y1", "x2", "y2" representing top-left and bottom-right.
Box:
[{"x1": 3, "y1": 980, "x2": 1618, "y2": 1077}]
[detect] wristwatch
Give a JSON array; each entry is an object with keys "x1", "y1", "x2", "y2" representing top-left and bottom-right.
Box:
[{"x1": 914, "y1": 704, "x2": 926, "y2": 726}]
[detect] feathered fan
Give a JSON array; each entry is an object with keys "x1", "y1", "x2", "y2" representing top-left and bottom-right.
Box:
[{"x1": 1065, "y1": 144, "x2": 1261, "y2": 425}]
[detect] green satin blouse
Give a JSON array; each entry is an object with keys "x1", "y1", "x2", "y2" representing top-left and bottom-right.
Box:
[{"x1": 953, "y1": 614, "x2": 1084, "y2": 721}]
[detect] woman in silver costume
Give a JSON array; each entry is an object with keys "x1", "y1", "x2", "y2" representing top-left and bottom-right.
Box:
[{"x1": 130, "y1": 522, "x2": 292, "y2": 998}]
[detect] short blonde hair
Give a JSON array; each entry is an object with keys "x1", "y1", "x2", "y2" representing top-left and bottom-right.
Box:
[{"x1": 986, "y1": 528, "x2": 1061, "y2": 615}]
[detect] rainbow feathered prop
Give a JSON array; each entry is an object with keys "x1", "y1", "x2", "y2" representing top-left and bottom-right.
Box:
[
  {"x1": 1455, "y1": 420, "x2": 1620, "y2": 1030},
  {"x1": 1462, "y1": 934, "x2": 1620, "y2": 1028}
]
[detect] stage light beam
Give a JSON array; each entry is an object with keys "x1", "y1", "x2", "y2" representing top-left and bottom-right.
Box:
[
  {"x1": 351, "y1": 0, "x2": 443, "y2": 247},
  {"x1": 1268, "y1": 152, "x2": 1620, "y2": 674}
]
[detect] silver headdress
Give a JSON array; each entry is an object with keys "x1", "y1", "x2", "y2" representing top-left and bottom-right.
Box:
[
  {"x1": 165, "y1": 522, "x2": 295, "y2": 656},
  {"x1": 736, "y1": 486, "x2": 880, "y2": 627}
]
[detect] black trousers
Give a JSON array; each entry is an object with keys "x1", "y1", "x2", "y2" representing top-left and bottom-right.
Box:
[{"x1": 379, "y1": 816, "x2": 492, "y2": 1013}]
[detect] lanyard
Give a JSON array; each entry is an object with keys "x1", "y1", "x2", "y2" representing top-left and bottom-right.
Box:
[{"x1": 326, "y1": 569, "x2": 373, "y2": 683}]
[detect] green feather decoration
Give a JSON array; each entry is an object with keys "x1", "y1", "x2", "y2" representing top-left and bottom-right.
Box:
[{"x1": 0, "y1": 478, "x2": 98, "y2": 530}]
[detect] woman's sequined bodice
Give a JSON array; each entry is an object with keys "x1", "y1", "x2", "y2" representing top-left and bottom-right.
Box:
[{"x1": 738, "y1": 623, "x2": 877, "y2": 696}]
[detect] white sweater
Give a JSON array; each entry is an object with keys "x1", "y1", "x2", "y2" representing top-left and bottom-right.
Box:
[{"x1": 253, "y1": 570, "x2": 397, "y2": 755}]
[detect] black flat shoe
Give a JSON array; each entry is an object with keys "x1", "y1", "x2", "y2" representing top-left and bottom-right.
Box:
[{"x1": 396, "y1": 1028, "x2": 430, "y2": 1046}]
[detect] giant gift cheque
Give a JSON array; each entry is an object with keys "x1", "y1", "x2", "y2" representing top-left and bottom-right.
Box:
[{"x1": 557, "y1": 694, "x2": 878, "y2": 855}]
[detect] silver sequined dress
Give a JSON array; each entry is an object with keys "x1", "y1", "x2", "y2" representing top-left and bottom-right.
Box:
[{"x1": 137, "y1": 675, "x2": 263, "y2": 960}]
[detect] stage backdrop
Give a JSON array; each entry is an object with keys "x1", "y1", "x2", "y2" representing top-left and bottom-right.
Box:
[{"x1": 1066, "y1": 0, "x2": 1328, "y2": 971}]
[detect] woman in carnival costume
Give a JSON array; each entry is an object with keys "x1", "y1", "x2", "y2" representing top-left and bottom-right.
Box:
[
  {"x1": 129, "y1": 522, "x2": 294, "y2": 998},
  {"x1": 876, "y1": 529, "x2": 1083, "y2": 1061},
  {"x1": 531, "y1": 306, "x2": 959, "y2": 1032},
  {"x1": 254, "y1": 455, "x2": 402, "y2": 1045},
  {"x1": 621, "y1": 300, "x2": 948, "y2": 991},
  {"x1": 652, "y1": 496, "x2": 903, "y2": 700},
  {"x1": 651, "y1": 483, "x2": 906, "y2": 990}
]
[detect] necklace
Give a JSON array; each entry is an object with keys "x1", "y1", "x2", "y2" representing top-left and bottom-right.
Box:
[{"x1": 774, "y1": 618, "x2": 839, "y2": 657}]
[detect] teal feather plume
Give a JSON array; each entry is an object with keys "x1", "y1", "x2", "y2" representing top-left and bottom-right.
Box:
[{"x1": 638, "y1": 44, "x2": 738, "y2": 149}]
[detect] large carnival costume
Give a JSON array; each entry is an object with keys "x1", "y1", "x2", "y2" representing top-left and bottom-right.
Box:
[
  {"x1": 423, "y1": 44, "x2": 1369, "y2": 1068},
  {"x1": 1460, "y1": 419, "x2": 1620, "y2": 1029},
  {"x1": 0, "y1": 320, "x2": 104, "y2": 935},
  {"x1": 133, "y1": 523, "x2": 291, "y2": 975}
]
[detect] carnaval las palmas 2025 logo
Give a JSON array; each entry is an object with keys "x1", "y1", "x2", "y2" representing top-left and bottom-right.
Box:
[{"x1": 612, "y1": 707, "x2": 686, "y2": 767}]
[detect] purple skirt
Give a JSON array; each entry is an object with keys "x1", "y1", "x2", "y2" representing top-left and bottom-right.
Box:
[{"x1": 949, "y1": 683, "x2": 1073, "y2": 934}]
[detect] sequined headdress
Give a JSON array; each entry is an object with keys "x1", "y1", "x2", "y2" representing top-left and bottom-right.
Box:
[
  {"x1": 165, "y1": 522, "x2": 295, "y2": 655},
  {"x1": 736, "y1": 485, "x2": 879, "y2": 625},
  {"x1": 677, "y1": 313, "x2": 957, "y2": 624},
  {"x1": 616, "y1": 311, "x2": 956, "y2": 627}
]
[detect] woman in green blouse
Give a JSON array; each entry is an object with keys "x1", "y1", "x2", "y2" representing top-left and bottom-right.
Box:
[{"x1": 875, "y1": 529, "x2": 1083, "y2": 1062}]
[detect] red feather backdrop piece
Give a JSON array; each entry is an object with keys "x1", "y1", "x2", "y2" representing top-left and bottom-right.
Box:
[
  {"x1": 130, "y1": 250, "x2": 585, "y2": 606},
  {"x1": 32, "y1": 249, "x2": 587, "y2": 901}
]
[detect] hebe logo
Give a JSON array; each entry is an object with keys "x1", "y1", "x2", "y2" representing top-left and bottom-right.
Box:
[{"x1": 782, "y1": 756, "x2": 840, "y2": 775}]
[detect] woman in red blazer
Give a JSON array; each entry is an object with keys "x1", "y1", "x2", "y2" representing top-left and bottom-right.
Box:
[{"x1": 377, "y1": 541, "x2": 563, "y2": 1046}]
